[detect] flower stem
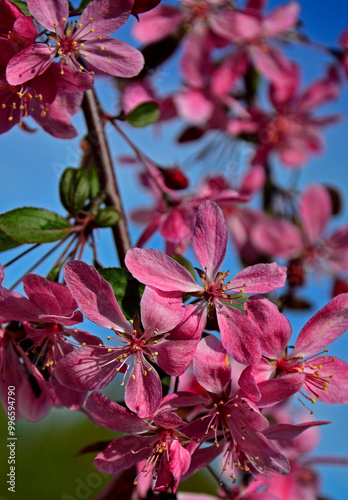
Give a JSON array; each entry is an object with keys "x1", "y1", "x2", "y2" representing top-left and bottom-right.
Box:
[{"x1": 82, "y1": 88, "x2": 131, "y2": 266}]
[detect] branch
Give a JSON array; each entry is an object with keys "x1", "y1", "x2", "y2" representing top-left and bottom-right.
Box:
[{"x1": 82, "y1": 88, "x2": 131, "y2": 265}]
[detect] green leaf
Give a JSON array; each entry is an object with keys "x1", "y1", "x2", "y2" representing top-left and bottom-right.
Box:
[
  {"x1": 0, "y1": 208, "x2": 72, "y2": 244},
  {"x1": 0, "y1": 229, "x2": 22, "y2": 252},
  {"x1": 8, "y1": 0, "x2": 31, "y2": 16},
  {"x1": 99, "y1": 267, "x2": 144, "y2": 320},
  {"x1": 59, "y1": 167, "x2": 90, "y2": 215},
  {"x1": 78, "y1": 0, "x2": 92, "y2": 9},
  {"x1": 46, "y1": 262, "x2": 64, "y2": 282},
  {"x1": 89, "y1": 163, "x2": 100, "y2": 199},
  {"x1": 125, "y1": 102, "x2": 160, "y2": 128},
  {"x1": 95, "y1": 207, "x2": 120, "y2": 228}
]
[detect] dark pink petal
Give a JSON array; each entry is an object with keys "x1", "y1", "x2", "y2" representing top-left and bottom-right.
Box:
[
  {"x1": 227, "y1": 262, "x2": 287, "y2": 293},
  {"x1": 22, "y1": 273, "x2": 77, "y2": 317},
  {"x1": 79, "y1": 0, "x2": 132, "y2": 38},
  {"x1": 245, "y1": 296, "x2": 292, "y2": 358},
  {"x1": 181, "y1": 30, "x2": 212, "y2": 88},
  {"x1": 125, "y1": 358, "x2": 162, "y2": 418},
  {"x1": 55, "y1": 346, "x2": 123, "y2": 391},
  {"x1": 192, "y1": 201, "x2": 228, "y2": 282},
  {"x1": 193, "y1": 335, "x2": 231, "y2": 395},
  {"x1": 27, "y1": 0, "x2": 68, "y2": 31},
  {"x1": 262, "y1": 1, "x2": 300, "y2": 36},
  {"x1": 249, "y1": 45, "x2": 293, "y2": 84},
  {"x1": 238, "y1": 366, "x2": 261, "y2": 401},
  {"x1": 67, "y1": 327, "x2": 102, "y2": 346},
  {"x1": 53, "y1": 64, "x2": 94, "y2": 92},
  {"x1": 251, "y1": 217, "x2": 303, "y2": 258},
  {"x1": 64, "y1": 261, "x2": 131, "y2": 333},
  {"x1": 17, "y1": 375, "x2": 52, "y2": 422},
  {"x1": 140, "y1": 286, "x2": 184, "y2": 334},
  {"x1": 159, "y1": 392, "x2": 210, "y2": 412},
  {"x1": 304, "y1": 356, "x2": 348, "y2": 404},
  {"x1": 0, "y1": 287, "x2": 41, "y2": 322},
  {"x1": 299, "y1": 184, "x2": 332, "y2": 244},
  {"x1": 32, "y1": 92, "x2": 80, "y2": 139},
  {"x1": 168, "y1": 302, "x2": 207, "y2": 341},
  {"x1": 291, "y1": 294, "x2": 348, "y2": 357},
  {"x1": 153, "y1": 339, "x2": 199, "y2": 376},
  {"x1": 6, "y1": 44, "x2": 56, "y2": 85},
  {"x1": 167, "y1": 440, "x2": 191, "y2": 493},
  {"x1": 152, "y1": 411, "x2": 186, "y2": 429},
  {"x1": 94, "y1": 435, "x2": 155, "y2": 474},
  {"x1": 0, "y1": 265, "x2": 4, "y2": 285},
  {"x1": 125, "y1": 248, "x2": 202, "y2": 293},
  {"x1": 83, "y1": 38, "x2": 144, "y2": 77},
  {"x1": 131, "y1": 5, "x2": 184, "y2": 43},
  {"x1": 257, "y1": 373, "x2": 305, "y2": 407},
  {"x1": 216, "y1": 304, "x2": 262, "y2": 365},
  {"x1": 86, "y1": 391, "x2": 153, "y2": 433},
  {"x1": 263, "y1": 421, "x2": 330, "y2": 441},
  {"x1": 12, "y1": 16, "x2": 37, "y2": 46}
]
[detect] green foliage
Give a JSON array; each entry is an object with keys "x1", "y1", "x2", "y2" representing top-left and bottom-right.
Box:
[
  {"x1": 99, "y1": 267, "x2": 145, "y2": 320},
  {"x1": 8, "y1": 0, "x2": 30, "y2": 16},
  {"x1": 89, "y1": 164, "x2": 101, "y2": 200},
  {"x1": 125, "y1": 102, "x2": 160, "y2": 128},
  {"x1": 95, "y1": 207, "x2": 120, "y2": 228},
  {"x1": 59, "y1": 167, "x2": 91, "y2": 215},
  {"x1": 0, "y1": 229, "x2": 22, "y2": 252},
  {"x1": 0, "y1": 208, "x2": 72, "y2": 244}
]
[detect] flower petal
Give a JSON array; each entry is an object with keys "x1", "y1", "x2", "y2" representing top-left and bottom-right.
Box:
[
  {"x1": 291, "y1": 294, "x2": 348, "y2": 357},
  {"x1": 304, "y1": 356, "x2": 348, "y2": 405},
  {"x1": 79, "y1": 0, "x2": 132, "y2": 37},
  {"x1": 245, "y1": 296, "x2": 292, "y2": 359},
  {"x1": 262, "y1": 2, "x2": 300, "y2": 36},
  {"x1": 299, "y1": 184, "x2": 332, "y2": 244},
  {"x1": 193, "y1": 335, "x2": 231, "y2": 395},
  {"x1": 84, "y1": 38, "x2": 144, "y2": 78},
  {"x1": 153, "y1": 339, "x2": 199, "y2": 376},
  {"x1": 27, "y1": 0, "x2": 69, "y2": 31},
  {"x1": 227, "y1": 262, "x2": 287, "y2": 293},
  {"x1": 125, "y1": 358, "x2": 162, "y2": 418},
  {"x1": 6, "y1": 44, "x2": 56, "y2": 85},
  {"x1": 216, "y1": 304, "x2": 262, "y2": 365},
  {"x1": 192, "y1": 201, "x2": 228, "y2": 282},
  {"x1": 64, "y1": 260, "x2": 130, "y2": 333},
  {"x1": 86, "y1": 391, "x2": 153, "y2": 432},
  {"x1": 125, "y1": 248, "x2": 202, "y2": 292}
]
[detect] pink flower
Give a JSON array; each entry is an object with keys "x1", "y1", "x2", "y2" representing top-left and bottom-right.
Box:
[
  {"x1": 210, "y1": 1, "x2": 300, "y2": 85},
  {"x1": 229, "y1": 65, "x2": 341, "y2": 168},
  {"x1": 245, "y1": 294, "x2": 348, "y2": 406},
  {"x1": 251, "y1": 184, "x2": 348, "y2": 277},
  {"x1": 6, "y1": 0, "x2": 144, "y2": 86},
  {"x1": 56, "y1": 261, "x2": 199, "y2": 418},
  {"x1": 0, "y1": 270, "x2": 99, "y2": 420},
  {"x1": 126, "y1": 201, "x2": 287, "y2": 365},
  {"x1": 84, "y1": 390, "x2": 202, "y2": 492}
]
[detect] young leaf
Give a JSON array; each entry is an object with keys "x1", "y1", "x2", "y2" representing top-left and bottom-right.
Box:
[
  {"x1": 95, "y1": 207, "x2": 120, "y2": 227},
  {"x1": 125, "y1": 102, "x2": 160, "y2": 128},
  {"x1": 0, "y1": 208, "x2": 72, "y2": 244},
  {"x1": 0, "y1": 229, "x2": 22, "y2": 252},
  {"x1": 8, "y1": 0, "x2": 31, "y2": 16},
  {"x1": 99, "y1": 267, "x2": 145, "y2": 319}
]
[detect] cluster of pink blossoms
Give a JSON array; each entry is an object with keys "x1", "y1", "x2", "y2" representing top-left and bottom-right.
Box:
[
  {"x1": 0, "y1": 0, "x2": 144, "y2": 137},
  {"x1": 1, "y1": 201, "x2": 347, "y2": 495}
]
